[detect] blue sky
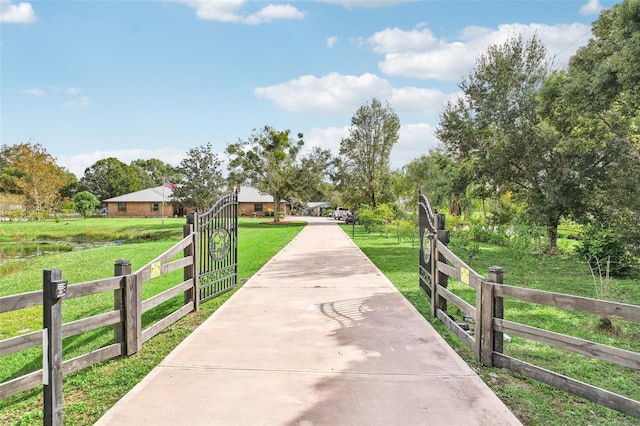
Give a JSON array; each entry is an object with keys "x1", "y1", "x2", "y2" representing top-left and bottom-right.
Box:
[{"x1": 1, "y1": 0, "x2": 615, "y2": 178}]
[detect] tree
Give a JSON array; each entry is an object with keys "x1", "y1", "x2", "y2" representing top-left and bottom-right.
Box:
[
  {"x1": 72, "y1": 191, "x2": 100, "y2": 218},
  {"x1": 171, "y1": 142, "x2": 224, "y2": 212},
  {"x1": 436, "y1": 35, "x2": 610, "y2": 251},
  {"x1": 130, "y1": 158, "x2": 180, "y2": 189},
  {"x1": 540, "y1": 0, "x2": 640, "y2": 161},
  {"x1": 293, "y1": 146, "x2": 335, "y2": 203},
  {"x1": 338, "y1": 98, "x2": 400, "y2": 209},
  {"x1": 80, "y1": 158, "x2": 142, "y2": 201},
  {"x1": 226, "y1": 126, "x2": 304, "y2": 222},
  {"x1": 0, "y1": 142, "x2": 70, "y2": 218}
]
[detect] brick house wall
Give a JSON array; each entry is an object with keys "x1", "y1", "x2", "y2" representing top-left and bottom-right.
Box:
[
  {"x1": 106, "y1": 202, "x2": 178, "y2": 218},
  {"x1": 238, "y1": 202, "x2": 286, "y2": 217}
]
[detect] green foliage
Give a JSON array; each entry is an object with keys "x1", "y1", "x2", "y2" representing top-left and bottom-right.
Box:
[
  {"x1": 129, "y1": 158, "x2": 180, "y2": 189},
  {"x1": 72, "y1": 191, "x2": 101, "y2": 218},
  {"x1": 575, "y1": 225, "x2": 632, "y2": 277},
  {"x1": 171, "y1": 142, "x2": 224, "y2": 212},
  {"x1": 80, "y1": 157, "x2": 142, "y2": 201},
  {"x1": 227, "y1": 126, "x2": 304, "y2": 222},
  {"x1": 337, "y1": 98, "x2": 400, "y2": 208}
]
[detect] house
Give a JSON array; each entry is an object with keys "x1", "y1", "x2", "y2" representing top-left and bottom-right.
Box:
[
  {"x1": 102, "y1": 186, "x2": 186, "y2": 218},
  {"x1": 237, "y1": 186, "x2": 287, "y2": 217},
  {"x1": 305, "y1": 201, "x2": 331, "y2": 217}
]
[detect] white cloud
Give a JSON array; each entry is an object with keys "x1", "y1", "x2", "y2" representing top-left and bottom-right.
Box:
[
  {"x1": 579, "y1": 0, "x2": 602, "y2": 15},
  {"x1": 391, "y1": 122, "x2": 439, "y2": 169},
  {"x1": 320, "y1": 0, "x2": 413, "y2": 9},
  {"x1": 66, "y1": 87, "x2": 82, "y2": 95},
  {"x1": 244, "y1": 4, "x2": 305, "y2": 24},
  {"x1": 302, "y1": 122, "x2": 440, "y2": 169},
  {"x1": 304, "y1": 126, "x2": 349, "y2": 156},
  {"x1": 255, "y1": 72, "x2": 393, "y2": 115},
  {"x1": 22, "y1": 87, "x2": 46, "y2": 96},
  {"x1": 327, "y1": 36, "x2": 338, "y2": 48},
  {"x1": 0, "y1": 0, "x2": 36, "y2": 23},
  {"x1": 63, "y1": 95, "x2": 93, "y2": 109},
  {"x1": 58, "y1": 148, "x2": 187, "y2": 178},
  {"x1": 174, "y1": 0, "x2": 304, "y2": 24},
  {"x1": 371, "y1": 23, "x2": 592, "y2": 81},
  {"x1": 255, "y1": 72, "x2": 453, "y2": 119}
]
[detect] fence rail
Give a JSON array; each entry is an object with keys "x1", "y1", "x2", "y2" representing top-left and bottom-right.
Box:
[
  {"x1": 418, "y1": 191, "x2": 640, "y2": 419},
  {"x1": 0, "y1": 226, "x2": 198, "y2": 422}
]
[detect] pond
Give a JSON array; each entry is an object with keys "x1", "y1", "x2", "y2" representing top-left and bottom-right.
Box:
[{"x1": 0, "y1": 243, "x2": 75, "y2": 265}]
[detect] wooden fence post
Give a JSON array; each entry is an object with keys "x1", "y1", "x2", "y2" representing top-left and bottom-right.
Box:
[
  {"x1": 114, "y1": 259, "x2": 131, "y2": 353},
  {"x1": 183, "y1": 220, "x2": 198, "y2": 311},
  {"x1": 43, "y1": 269, "x2": 67, "y2": 426},
  {"x1": 124, "y1": 271, "x2": 141, "y2": 356},
  {"x1": 480, "y1": 266, "x2": 504, "y2": 367},
  {"x1": 488, "y1": 266, "x2": 504, "y2": 355},
  {"x1": 433, "y1": 213, "x2": 449, "y2": 317}
]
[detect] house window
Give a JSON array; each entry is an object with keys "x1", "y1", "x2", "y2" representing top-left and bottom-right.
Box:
[
  {"x1": 151, "y1": 203, "x2": 160, "y2": 212},
  {"x1": 254, "y1": 203, "x2": 263, "y2": 212},
  {"x1": 118, "y1": 203, "x2": 127, "y2": 212}
]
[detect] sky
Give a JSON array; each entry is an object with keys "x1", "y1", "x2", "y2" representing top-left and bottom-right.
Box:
[{"x1": 0, "y1": 0, "x2": 617, "y2": 178}]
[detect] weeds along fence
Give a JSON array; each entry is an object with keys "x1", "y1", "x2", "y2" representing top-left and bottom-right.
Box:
[
  {"x1": 0, "y1": 223, "x2": 198, "y2": 425},
  {"x1": 418, "y1": 192, "x2": 640, "y2": 419}
]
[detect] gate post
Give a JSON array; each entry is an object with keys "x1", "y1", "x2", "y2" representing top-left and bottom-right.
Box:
[
  {"x1": 183, "y1": 218, "x2": 198, "y2": 311},
  {"x1": 186, "y1": 211, "x2": 199, "y2": 308},
  {"x1": 433, "y1": 213, "x2": 450, "y2": 316},
  {"x1": 114, "y1": 259, "x2": 131, "y2": 352},
  {"x1": 43, "y1": 268, "x2": 67, "y2": 426},
  {"x1": 479, "y1": 266, "x2": 504, "y2": 367}
]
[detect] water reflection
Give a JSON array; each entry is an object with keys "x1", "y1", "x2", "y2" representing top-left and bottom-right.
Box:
[{"x1": 0, "y1": 243, "x2": 74, "y2": 265}]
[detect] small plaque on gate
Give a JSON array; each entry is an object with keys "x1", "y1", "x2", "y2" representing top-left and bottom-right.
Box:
[
  {"x1": 151, "y1": 261, "x2": 161, "y2": 278},
  {"x1": 460, "y1": 267, "x2": 470, "y2": 285}
]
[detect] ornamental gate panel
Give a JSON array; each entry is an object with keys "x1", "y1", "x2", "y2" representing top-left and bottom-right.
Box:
[
  {"x1": 418, "y1": 190, "x2": 437, "y2": 298},
  {"x1": 188, "y1": 190, "x2": 238, "y2": 303}
]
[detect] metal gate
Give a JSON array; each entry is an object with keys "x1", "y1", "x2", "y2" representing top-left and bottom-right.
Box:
[
  {"x1": 418, "y1": 190, "x2": 437, "y2": 298},
  {"x1": 187, "y1": 190, "x2": 238, "y2": 303}
]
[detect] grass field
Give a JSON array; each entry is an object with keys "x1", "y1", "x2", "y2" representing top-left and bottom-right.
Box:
[
  {"x1": 340, "y1": 224, "x2": 640, "y2": 425},
  {"x1": 0, "y1": 217, "x2": 305, "y2": 425}
]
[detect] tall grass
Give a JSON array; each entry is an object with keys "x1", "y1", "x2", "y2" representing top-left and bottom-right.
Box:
[{"x1": 341, "y1": 224, "x2": 640, "y2": 426}]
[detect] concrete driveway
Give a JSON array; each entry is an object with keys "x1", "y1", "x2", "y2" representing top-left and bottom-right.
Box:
[{"x1": 96, "y1": 217, "x2": 521, "y2": 426}]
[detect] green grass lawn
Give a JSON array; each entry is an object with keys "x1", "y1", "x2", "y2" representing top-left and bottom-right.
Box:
[
  {"x1": 0, "y1": 217, "x2": 305, "y2": 425},
  {"x1": 341, "y1": 224, "x2": 640, "y2": 426}
]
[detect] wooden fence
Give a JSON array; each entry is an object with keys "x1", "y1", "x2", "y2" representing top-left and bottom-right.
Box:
[
  {"x1": 422, "y1": 230, "x2": 640, "y2": 419},
  {"x1": 0, "y1": 223, "x2": 197, "y2": 425}
]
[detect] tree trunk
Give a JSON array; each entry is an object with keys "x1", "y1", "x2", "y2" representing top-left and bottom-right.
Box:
[{"x1": 545, "y1": 217, "x2": 559, "y2": 253}]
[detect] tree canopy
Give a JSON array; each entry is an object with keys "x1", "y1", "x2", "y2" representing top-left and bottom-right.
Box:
[
  {"x1": 226, "y1": 126, "x2": 304, "y2": 222},
  {"x1": 436, "y1": 35, "x2": 614, "y2": 251},
  {"x1": 539, "y1": 0, "x2": 640, "y2": 161},
  {"x1": 130, "y1": 158, "x2": 180, "y2": 189},
  {"x1": 0, "y1": 142, "x2": 71, "y2": 218},
  {"x1": 338, "y1": 98, "x2": 400, "y2": 209},
  {"x1": 80, "y1": 157, "x2": 142, "y2": 201},
  {"x1": 171, "y1": 142, "x2": 224, "y2": 212}
]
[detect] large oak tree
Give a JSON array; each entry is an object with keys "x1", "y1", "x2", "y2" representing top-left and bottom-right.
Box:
[
  {"x1": 226, "y1": 126, "x2": 304, "y2": 222},
  {"x1": 436, "y1": 35, "x2": 612, "y2": 252}
]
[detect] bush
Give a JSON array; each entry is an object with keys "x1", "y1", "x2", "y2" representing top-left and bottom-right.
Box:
[{"x1": 575, "y1": 226, "x2": 631, "y2": 277}]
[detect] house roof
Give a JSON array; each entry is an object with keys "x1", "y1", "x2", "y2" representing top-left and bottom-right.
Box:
[
  {"x1": 237, "y1": 186, "x2": 278, "y2": 203},
  {"x1": 103, "y1": 186, "x2": 174, "y2": 203},
  {"x1": 307, "y1": 202, "x2": 330, "y2": 209}
]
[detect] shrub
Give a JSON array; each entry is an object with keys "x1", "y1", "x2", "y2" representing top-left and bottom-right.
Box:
[{"x1": 575, "y1": 225, "x2": 631, "y2": 277}]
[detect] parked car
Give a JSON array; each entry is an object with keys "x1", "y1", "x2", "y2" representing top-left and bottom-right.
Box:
[
  {"x1": 333, "y1": 207, "x2": 349, "y2": 220},
  {"x1": 344, "y1": 211, "x2": 360, "y2": 224}
]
